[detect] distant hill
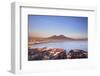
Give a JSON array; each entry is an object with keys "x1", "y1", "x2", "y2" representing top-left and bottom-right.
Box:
[
  {"x1": 29, "y1": 35, "x2": 88, "y2": 41},
  {"x1": 47, "y1": 35, "x2": 74, "y2": 40}
]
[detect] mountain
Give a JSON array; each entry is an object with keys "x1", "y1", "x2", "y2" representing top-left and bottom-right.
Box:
[
  {"x1": 29, "y1": 35, "x2": 88, "y2": 41},
  {"x1": 47, "y1": 35, "x2": 74, "y2": 40}
]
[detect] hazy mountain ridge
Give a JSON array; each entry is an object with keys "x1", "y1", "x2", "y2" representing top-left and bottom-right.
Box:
[
  {"x1": 47, "y1": 35, "x2": 74, "y2": 40},
  {"x1": 29, "y1": 34, "x2": 88, "y2": 40},
  {"x1": 28, "y1": 34, "x2": 87, "y2": 48}
]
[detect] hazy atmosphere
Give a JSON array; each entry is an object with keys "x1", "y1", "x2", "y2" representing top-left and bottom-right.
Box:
[{"x1": 28, "y1": 15, "x2": 88, "y2": 39}]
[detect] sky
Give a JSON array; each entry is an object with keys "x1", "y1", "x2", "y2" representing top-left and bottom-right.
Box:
[{"x1": 28, "y1": 15, "x2": 88, "y2": 39}]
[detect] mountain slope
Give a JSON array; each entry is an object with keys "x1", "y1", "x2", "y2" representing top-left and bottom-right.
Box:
[{"x1": 47, "y1": 35, "x2": 74, "y2": 40}]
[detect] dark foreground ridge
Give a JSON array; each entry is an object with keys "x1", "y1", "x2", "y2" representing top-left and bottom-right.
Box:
[{"x1": 28, "y1": 47, "x2": 88, "y2": 60}]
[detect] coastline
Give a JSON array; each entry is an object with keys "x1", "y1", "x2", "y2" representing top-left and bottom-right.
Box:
[
  {"x1": 28, "y1": 39, "x2": 88, "y2": 47},
  {"x1": 28, "y1": 47, "x2": 88, "y2": 60}
]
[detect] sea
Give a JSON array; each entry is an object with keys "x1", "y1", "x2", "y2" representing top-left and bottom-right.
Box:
[{"x1": 32, "y1": 41, "x2": 88, "y2": 52}]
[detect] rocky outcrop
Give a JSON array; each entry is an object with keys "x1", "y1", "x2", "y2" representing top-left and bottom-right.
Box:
[
  {"x1": 67, "y1": 49, "x2": 88, "y2": 59},
  {"x1": 28, "y1": 47, "x2": 67, "y2": 60},
  {"x1": 28, "y1": 47, "x2": 88, "y2": 60}
]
